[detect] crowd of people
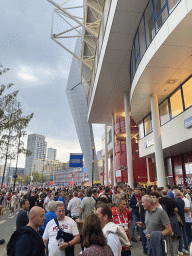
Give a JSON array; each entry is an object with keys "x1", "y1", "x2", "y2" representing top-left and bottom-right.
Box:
[{"x1": 0, "y1": 183, "x2": 192, "y2": 255}]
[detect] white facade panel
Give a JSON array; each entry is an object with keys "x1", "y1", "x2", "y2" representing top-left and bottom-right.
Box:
[{"x1": 66, "y1": 37, "x2": 100, "y2": 183}]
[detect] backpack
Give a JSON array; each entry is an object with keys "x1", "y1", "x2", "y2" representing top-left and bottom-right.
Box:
[
  {"x1": 7, "y1": 227, "x2": 31, "y2": 256},
  {"x1": 7, "y1": 226, "x2": 45, "y2": 256}
]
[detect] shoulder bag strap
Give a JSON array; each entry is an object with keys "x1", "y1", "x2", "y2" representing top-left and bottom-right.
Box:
[{"x1": 54, "y1": 217, "x2": 60, "y2": 229}]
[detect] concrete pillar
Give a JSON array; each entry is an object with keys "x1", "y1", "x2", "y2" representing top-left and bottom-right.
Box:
[
  {"x1": 105, "y1": 124, "x2": 108, "y2": 186},
  {"x1": 112, "y1": 114, "x2": 117, "y2": 186},
  {"x1": 124, "y1": 92, "x2": 134, "y2": 189},
  {"x1": 150, "y1": 93, "x2": 166, "y2": 187},
  {"x1": 146, "y1": 158, "x2": 150, "y2": 184}
]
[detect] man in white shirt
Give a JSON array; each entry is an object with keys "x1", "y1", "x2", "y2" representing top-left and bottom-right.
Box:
[
  {"x1": 96, "y1": 203, "x2": 130, "y2": 256},
  {"x1": 181, "y1": 193, "x2": 192, "y2": 254},
  {"x1": 43, "y1": 191, "x2": 52, "y2": 213},
  {"x1": 79, "y1": 187, "x2": 95, "y2": 220},
  {"x1": 67, "y1": 191, "x2": 81, "y2": 217},
  {"x1": 43, "y1": 202, "x2": 80, "y2": 256},
  {"x1": 10, "y1": 192, "x2": 16, "y2": 215}
]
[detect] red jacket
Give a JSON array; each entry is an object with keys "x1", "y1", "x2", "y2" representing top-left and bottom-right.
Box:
[
  {"x1": 111, "y1": 206, "x2": 131, "y2": 227},
  {"x1": 111, "y1": 206, "x2": 131, "y2": 252}
]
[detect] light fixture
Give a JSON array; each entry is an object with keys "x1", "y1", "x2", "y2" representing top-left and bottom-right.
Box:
[{"x1": 165, "y1": 79, "x2": 177, "y2": 84}]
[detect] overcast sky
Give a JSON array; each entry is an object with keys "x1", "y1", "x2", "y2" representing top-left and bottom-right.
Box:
[{"x1": 0, "y1": 0, "x2": 104, "y2": 167}]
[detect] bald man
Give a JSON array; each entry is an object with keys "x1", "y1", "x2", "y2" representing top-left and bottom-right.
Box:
[{"x1": 7, "y1": 206, "x2": 46, "y2": 256}]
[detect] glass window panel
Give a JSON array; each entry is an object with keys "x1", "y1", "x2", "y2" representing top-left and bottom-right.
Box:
[
  {"x1": 139, "y1": 17, "x2": 146, "y2": 59},
  {"x1": 134, "y1": 33, "x2": 140, "y2": 70},
  {"x1": 153, "y1": 0, "x2": 166, "y2": 17},
  {"x1": 144, "y1": 1, "x2": 154, "y2": 47},
  {"x1": 184, "y1": 155, "x2": 189, "y2": 174},
  {"x1": 135, "y1": 56, "x2": 140, "y2": 71},
  {"x1": 135, "y1": 33, "x2": 140, "y2": 59},
  {"x1": 144, "y1": 115, "x2": 151, "y2": 135},
  {"x1": 183, "y1": 77, "x2": 192, "y2": 109},
  {"x1": 155, "y1": 8, "x2": 168, "y2": 31},
  {"x1": 159, "y1": 99, "x2": 170, "y2": 125},
  {"x1": 131, "y1": 48, "x2": 136, "y2": 79},
  {"x1": 167, "y1": 158, "x2": 173, "y2": 176},
  {"x1": 168, "y1": 0, "x2": 180, "y2": 13},
  {"x1": 174, "y1": 165, "x2": 182, "y2": 175},
  {"x1": 170, "y1": 89, "x2": 183, "y2": 118},
  {"x1": 139, "y1": 121, "x2": 144, "y2": 139}
]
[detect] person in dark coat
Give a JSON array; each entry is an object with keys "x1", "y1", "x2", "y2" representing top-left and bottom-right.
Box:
[
  {"x1": 174, "y1": 189, "x2": 188, "y2": 255},
  {"x1": 129, "y1": 187, "x2": 141, "y2": 242},
  {"x1": 28, "y1": 191, "x2": 38, "y2": 210},
  {"x1": 16, "y1": 199, "x2": 30, "y2": 230},
  {"x1": 160, "y1": 189, "x2": 181, "y2": 256},
  {"x1": 13, "y1": 206, "x2": 46, "y2": 256}
]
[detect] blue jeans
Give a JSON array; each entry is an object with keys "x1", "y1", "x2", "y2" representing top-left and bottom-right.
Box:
[
  {"x1": 185, "y1": 222, "x2": 192, "y2": 245},
  {"x1": 131, "y1": 213, "x2": 140, "y2": 239},
  {"x1": 140, "y1": 228, "x2": 147, "y2": 253},
  {"x1": 178, "y1": 227, "x2": 188, "y2": 252}
]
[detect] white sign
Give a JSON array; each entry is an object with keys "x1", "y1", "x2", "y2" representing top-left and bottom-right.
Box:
[
  {"x1": 116, "y1": 170, "x2": 122, "y2": 178},
  {"x1": 144, "y1": 139, "x2": 154, "y2": 148}
]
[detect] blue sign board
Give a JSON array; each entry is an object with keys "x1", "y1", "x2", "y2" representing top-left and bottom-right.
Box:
[
  {"x1": 69, "y1": 153, "x2": 83, "y2": 167},
  {"x1": 184, "y1": 116, "x2": 192, "y2": 129},
  {"x1": 81, "y1": 167, "x2": 87, "y2": 173},
  {"x1": 13, "y1": 175, "x2": 18, "y2": 179}
]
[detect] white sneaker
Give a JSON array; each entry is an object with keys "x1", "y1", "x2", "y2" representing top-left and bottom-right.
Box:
[
  {"x1": 178, "y1": 252, "x2": 183, "y2": 255},
  {"x1": 182, "y1": 249, "x2": 189, "y2": 254}
]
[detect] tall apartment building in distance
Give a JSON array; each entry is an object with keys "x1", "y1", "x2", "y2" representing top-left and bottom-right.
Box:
[
  {"x1": 25, "y1": 134, "x2": 47, "y2": 175},
  {"x1": 47, "y1": 148, "x2": 57, "y2": 160}
]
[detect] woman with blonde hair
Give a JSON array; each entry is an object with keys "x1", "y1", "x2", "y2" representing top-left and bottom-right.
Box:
[{"x1": 82, "y1": 213, "x2": 114, "y2": 256}]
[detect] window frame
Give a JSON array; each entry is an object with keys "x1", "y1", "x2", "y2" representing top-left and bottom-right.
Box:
[
  {"x1": 159, "y1": 98, "x2": 171, "y2": 126},
  {"x1": 169, "y1": 87, "x2": 184, "y2": 119},
  {"x1": 143, "y1": 114, "x2": 153, "y2": 136},
  {"x1": 181, "y1": 75, "x2": 192, "y2": 111}
]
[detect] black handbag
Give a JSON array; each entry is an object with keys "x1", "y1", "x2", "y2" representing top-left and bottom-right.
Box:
[{"x1": 54, "y1": 218, "x2": 75, "y2": 256}]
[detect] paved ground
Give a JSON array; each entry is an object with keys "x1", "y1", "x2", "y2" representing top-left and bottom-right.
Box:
[
  {"x1": 0, "y1": 207, "x2": 18, "y2": 256},
  {"x1": 0, "y1": 208, "x2": 144, "y2": 256}
]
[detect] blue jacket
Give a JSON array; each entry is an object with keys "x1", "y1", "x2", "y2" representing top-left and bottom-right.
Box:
[
  {"x1": 129, "y1": 194, "x2": 139, "y2": 215},
  {"x1": 148, "y1": 231, "x2": 166, "y2": 256},
  {"x1": 168, "y1": 190, "x2": 174, "y2": 199},
  {"x1": 39, "y1": 211, "x2": 56, "y2": 231}
]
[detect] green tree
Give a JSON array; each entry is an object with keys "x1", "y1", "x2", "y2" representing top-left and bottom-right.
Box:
[
  {"x1": 0, "y1": 97, "x2": 20, "y2": 188},
  {"x1": 32, "y1": 172, "x2": 46, "y2": 183},
  {"x1": 0, "y1": 65, "x2": 34, "y2": 188},
  {"x1": 23, "y1": 175, "x2": 31, "y2": 185},
  {"x1": 16, "y1": 175, "x2": 23, "y2": 184},
  {"x1": 13, "y1": 103, "x2": 34, "y2": 190}
]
